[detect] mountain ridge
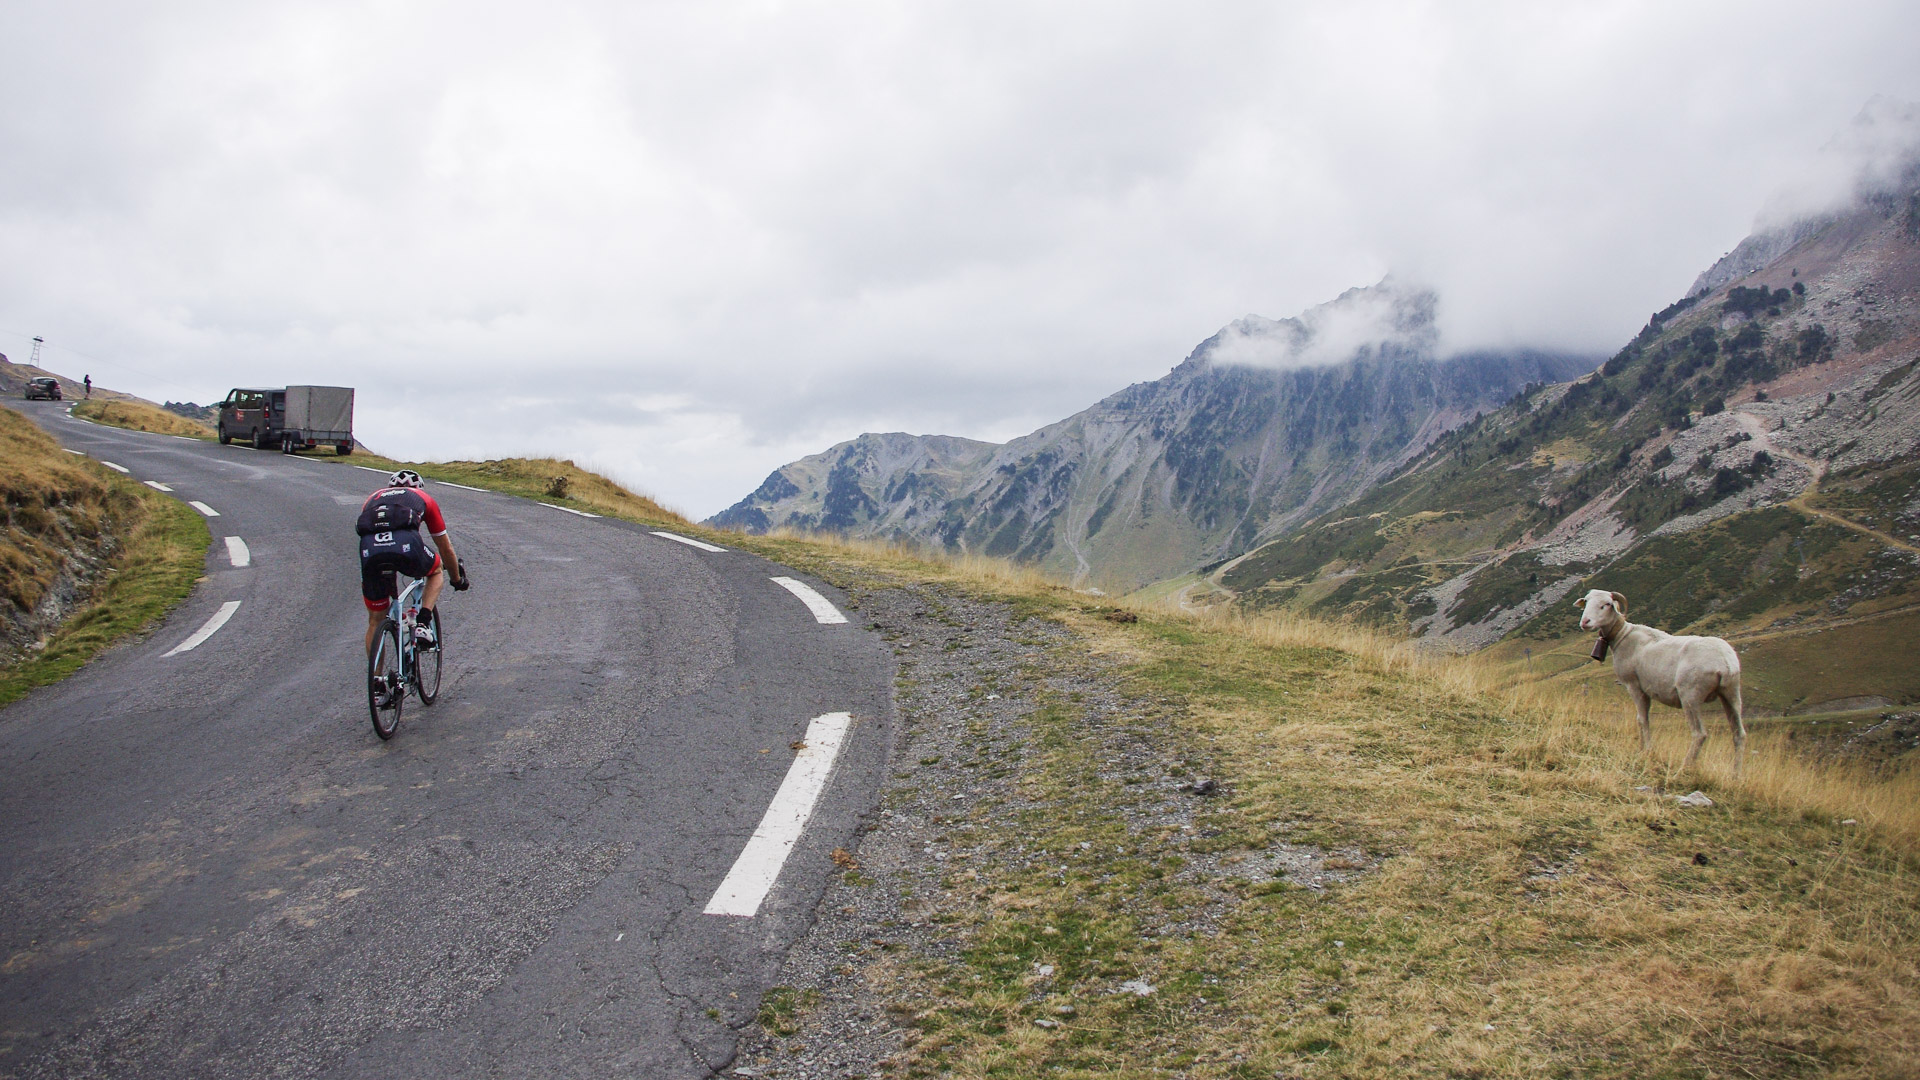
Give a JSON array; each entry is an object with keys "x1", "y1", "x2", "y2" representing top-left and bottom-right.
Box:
[{"x1": 710, "y1": 281, "x2": 1595, "y2": 588}]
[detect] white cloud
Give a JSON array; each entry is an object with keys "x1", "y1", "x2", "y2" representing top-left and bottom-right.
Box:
[
  {"x1": 1204, "y1": 280, "x2": 1438, "y2": 371},
  {"x1": 1754, "y1": 95, "x2": 1920, "y2": 228},
  {"x1": 2, "y1": 1, "x2": 1918, "y2": 517}
]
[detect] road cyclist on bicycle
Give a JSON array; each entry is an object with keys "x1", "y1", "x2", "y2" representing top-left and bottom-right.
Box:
[{"x1": 358, "y1": 469, "x2": 469, "y2": 659}]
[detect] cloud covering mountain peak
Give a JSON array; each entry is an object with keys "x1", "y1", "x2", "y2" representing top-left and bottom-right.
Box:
[{"x1": 1198, "y1": 278, "x2": 1440, "y2": 372}]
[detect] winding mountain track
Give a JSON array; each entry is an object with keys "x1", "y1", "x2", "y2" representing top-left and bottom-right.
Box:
[
  {"x1": 1728, "y1": 407, "x2": 1917, "y2": 555},
  {"x1": 1787, "y1": 484, "x2": 1920, "y2": 556},
  {"x1": 0, "y1": 400, "x2": 895, "y2": 1079}
]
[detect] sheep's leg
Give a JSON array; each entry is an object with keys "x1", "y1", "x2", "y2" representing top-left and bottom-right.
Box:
[
  {"x1": 1720, "y1": 679, "x2": 1747, "y2": 778},
  {"x1": 1632, "y1": 689, "x2": 1654, "y2": 752},
  {"x1": 1681, "y1": 699, "x2": 1708, "y2": 771}
]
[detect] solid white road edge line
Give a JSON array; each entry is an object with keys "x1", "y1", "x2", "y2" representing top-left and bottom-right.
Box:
[
  {"x1": 144, "y1": 480, "x2": 173, "y2": 491},
  {"x1": 704, "y1": 711, "x2": 855, "y2": 918},
  {"x1": 188, "y1": 501, "x2": 220, "y2": 517},
  {"x1": 100, "y1": 461, "x2": 130, "y2": 473},
  {"x1": 225, "y1": 536, "x2": 251, "y2": 568},
  {"x1": 163, "y1": 601, "x2": 242, "y2": 657},
  {"x1": 770, "y1": 576, "x2": 848, "y2": 624},
  {"x1": 651, "y1": 530, "x2": 726, "y2": 553},
  {"x1": 436, "y1": 481, "x2": 486, "y2": 492},
  {"x1": 541, "y1": 502, "x2": 602, "y2": 518}
]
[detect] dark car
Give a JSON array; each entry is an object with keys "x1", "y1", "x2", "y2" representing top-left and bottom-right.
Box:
[
  {"x1": 24, "y1": 376, "x2": 62, "y2": 401},
  {"x1": 216, "y1": 387, "x2": 286, "y2": 448}
]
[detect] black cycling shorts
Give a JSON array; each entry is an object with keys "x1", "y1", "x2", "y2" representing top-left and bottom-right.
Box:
[{"x1": 359, "y1": 528, "x2": 442, "y2": 611}]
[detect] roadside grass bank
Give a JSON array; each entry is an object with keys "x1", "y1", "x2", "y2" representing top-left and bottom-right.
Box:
[
  {"x1": 317, "y1": 450, "x2": 691, "y2": 528},
  {"x1": 72, "y1": 397, "x2": 214, "y2": 439},
  {"x1": 0, "y1": 407, "x2": 210, "y2": 707},
  {"x1": 708, "y1": 530, "x2": 1920, "y2": 1079}
]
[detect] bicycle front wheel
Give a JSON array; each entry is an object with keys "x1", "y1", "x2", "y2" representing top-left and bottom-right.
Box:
[
  {"x1": 368, "y1": 621, "x2": 403, "y2": 739},
  {"x1": 416, "y1": 615, "x2": 442, "y2": 705}
]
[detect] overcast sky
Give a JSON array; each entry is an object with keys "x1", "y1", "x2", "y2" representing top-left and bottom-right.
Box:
[{"x1": 3, "y1": 1, "x2": 1917, "y2": 517}]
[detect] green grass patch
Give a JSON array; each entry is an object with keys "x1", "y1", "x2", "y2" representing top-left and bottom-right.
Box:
[
  {"x1": 1736, "y1": 608, "x2": 1920, "y2": 714},
  {"x1": 757, "y1": 985, "x2": 820, "y2": 1036}
]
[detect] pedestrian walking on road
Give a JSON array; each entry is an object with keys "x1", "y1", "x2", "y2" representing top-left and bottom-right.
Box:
[{"x1": 83, "y1": 374, "x2": 91, "y2": 398}]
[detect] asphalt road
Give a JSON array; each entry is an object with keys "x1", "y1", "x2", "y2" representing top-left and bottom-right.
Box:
[{"x1": 0, "y1": 399, "x2": 896, "y2": 1079}]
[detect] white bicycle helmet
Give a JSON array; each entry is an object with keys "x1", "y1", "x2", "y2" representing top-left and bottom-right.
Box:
[{"x1": 388, "y1": 469, "x2": 425, "y2": 489}]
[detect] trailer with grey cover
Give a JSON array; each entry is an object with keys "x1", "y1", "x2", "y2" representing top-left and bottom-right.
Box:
[{"x1": 281, "y1": 385, "x2": 355, "y2": 455}]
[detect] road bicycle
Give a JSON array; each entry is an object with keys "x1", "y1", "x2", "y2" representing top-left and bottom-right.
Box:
[{"x1": 366, "y1": 571, "x2": 448, "y2": 739}]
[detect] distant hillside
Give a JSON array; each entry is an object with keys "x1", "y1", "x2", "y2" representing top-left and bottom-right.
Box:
[
  {"x1": 1217, "y1": 103, "x2": 1920, "y2": 714},
  {"x1": 711, "y1": 281, "x2": 1593, "y2": 589},
  {"x1": 0, "y1": 356, "x2": 139, "y2": 404},
  {"x1": 711, "y1": 433, "x2": 1000, "y2": 535}
]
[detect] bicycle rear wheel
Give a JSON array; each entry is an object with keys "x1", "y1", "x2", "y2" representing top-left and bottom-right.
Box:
[
  {"x1": 368, "y1": 620, "x2": 403, "y2": 739},
  {"x1": 416, "y1": 612, "x2": 442, "y2": 705}
]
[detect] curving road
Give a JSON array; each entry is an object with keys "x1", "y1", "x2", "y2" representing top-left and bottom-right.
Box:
[{"x1": 0, "y1": 399, "x2": 895, "y2": 1079}]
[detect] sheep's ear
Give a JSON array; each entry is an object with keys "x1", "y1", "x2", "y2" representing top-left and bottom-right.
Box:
[{"x1": 1610, "y1": 591, "x2": 1628, "y2": 615}]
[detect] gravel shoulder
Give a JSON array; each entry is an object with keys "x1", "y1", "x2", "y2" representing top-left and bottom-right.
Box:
[{"x1": 724, "y1": 582, "x2": 1269, "y2": 1079}]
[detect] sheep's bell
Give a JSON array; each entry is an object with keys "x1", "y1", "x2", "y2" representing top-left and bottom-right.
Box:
[{"x1": 1590, "y1": 634, "x2": 1610, "y2": 662}]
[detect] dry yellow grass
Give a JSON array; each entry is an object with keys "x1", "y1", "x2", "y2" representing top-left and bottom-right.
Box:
[
  {"x1": 1174, "y1": 603, "x2": 1920, "y2": 853},
  {"x1": 761, "y1": 528, "x2": 1059, "y2": 593},
  {"x1": 0, "y1": 407, "x2": 126, "y2": 618},
  {"x1": 72, "y1": 398, "x2": 214, "y2": 439},
  {"x1": 325, "y1": 451, "x2": 690, "y2": 527}
]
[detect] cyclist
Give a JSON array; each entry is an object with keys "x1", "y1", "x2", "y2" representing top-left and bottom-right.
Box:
[{"x1": 357, "y1": 469, "x2": 468, "y2": 656}]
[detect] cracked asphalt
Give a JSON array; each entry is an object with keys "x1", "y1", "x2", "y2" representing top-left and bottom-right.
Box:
[{"x1": 0, "y1": 399, "x2": 895, "y2": 1079}]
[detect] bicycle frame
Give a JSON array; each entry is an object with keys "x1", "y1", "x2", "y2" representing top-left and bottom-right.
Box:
[
  {"x1": 391, "y1": 574, "x2": 428, "y2": 679},
  {"x1": 368, "y1": 571, "x2": 435, "y2": 739}
]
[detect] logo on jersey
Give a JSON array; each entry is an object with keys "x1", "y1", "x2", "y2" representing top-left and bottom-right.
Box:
[{"x1": 374, "y1": 531, "x2": 394, "y2": 543}]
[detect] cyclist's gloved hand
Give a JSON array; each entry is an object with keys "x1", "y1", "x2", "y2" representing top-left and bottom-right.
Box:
[{"x1": 452, "y1": 568, "x2": 471, "y2": 592}]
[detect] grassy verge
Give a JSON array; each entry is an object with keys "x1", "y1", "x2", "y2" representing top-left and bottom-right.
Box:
[
  {"x1": 317, "y1": 450, "x2": 692, "y2": 528},
  {"x1": 1, "y1": 409, "x2": 211, "y2": 707},
  {"x1": 72, "y1": 398, "x2": 214, "y2": 439},
  {"x1": 705, "y1": 531, "x2": 1920, "y2": 1078}
]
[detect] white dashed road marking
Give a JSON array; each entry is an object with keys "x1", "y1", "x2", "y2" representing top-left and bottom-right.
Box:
[
  {"x1": 189, "y1": 501, "x2": 220, "y2": 517},
  {"x1": 704, "y1": 711, "x2": 855, "y2": 918},
  {"x1": 652, "y1": 531, "x2": 726, "y2": 553},
  {"x1": 63, "y1": 448, "x2": 84, "y2": 455},
  {"x1": 770, "y1": 577, "x2": 847, "y2": 624},
  {"x1": 352, "y1": 465, "x2": 388, "y2": 474},
  {"x1": 100, "y1": 461, "x2": 130, "y2": 473},
  {"x1": 163, "y1": 601, "x2": 242, "y2": 657},
  {"x1": 542, "y1": 503, "x2": 602, "y2": 518},
  {"x1": 436, "y1": 481, "x2": 486, "y2": 492},
  {"x1": 225, "y1": 536, "x2": 251, "y2": 568},
  {"x1": 144, "y1": 481, "x2": 173, "y2": 491}
]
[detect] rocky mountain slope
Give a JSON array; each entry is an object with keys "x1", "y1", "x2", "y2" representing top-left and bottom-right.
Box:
[
  {"x1": 1217, "y1": 105, "x2": 1920, "y2": 714},
  {"x1": 711, "y1": 282, "x2": 1592, "y2": 589}
]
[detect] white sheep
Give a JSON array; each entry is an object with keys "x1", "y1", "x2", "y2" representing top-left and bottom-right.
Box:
[{"x1": 1577, "y1": 589, "x2": 1747, "y2": 776}]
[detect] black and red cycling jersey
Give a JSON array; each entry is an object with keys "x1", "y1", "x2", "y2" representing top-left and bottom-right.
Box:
[
  {"x1": 357, "y1": 487, "x2": 449, "y2": 612},
  {"x1": 358, "y1": 487, "x2": 448, "y2": 538}
]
